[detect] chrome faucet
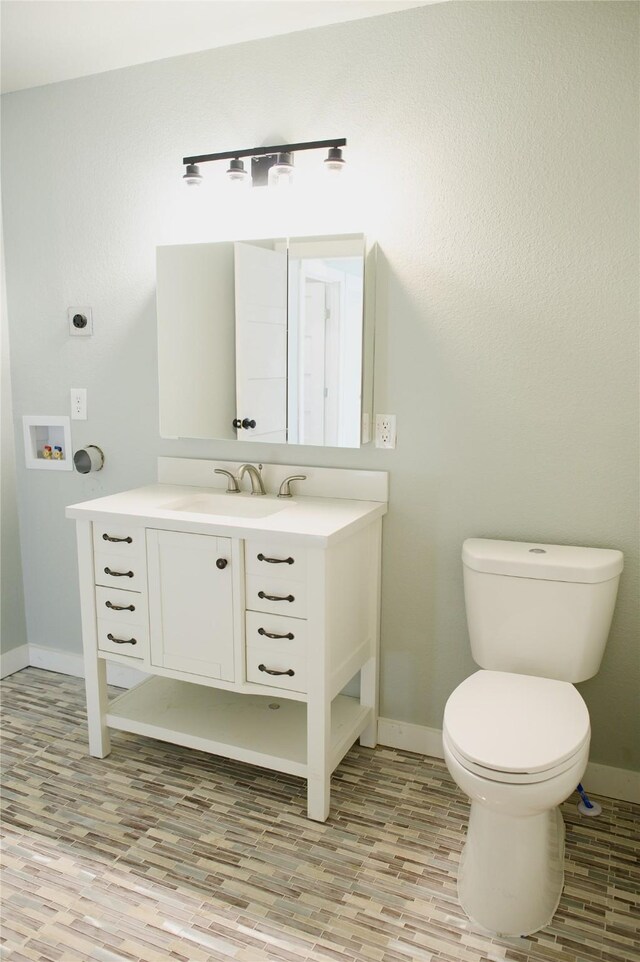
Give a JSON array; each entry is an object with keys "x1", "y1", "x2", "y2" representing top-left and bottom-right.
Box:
[{"x1": 238, "y1": 463, "x2": 266, "y2": 495}]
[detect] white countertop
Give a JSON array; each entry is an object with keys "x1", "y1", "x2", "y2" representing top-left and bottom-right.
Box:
[{"x1": 66, "y1": 484, "x2": 387, "y2": 546}]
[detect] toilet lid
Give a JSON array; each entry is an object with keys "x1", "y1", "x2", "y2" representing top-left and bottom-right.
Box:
[{"x1": 443, "y1": 671, "x2": 590, "y2": 774}]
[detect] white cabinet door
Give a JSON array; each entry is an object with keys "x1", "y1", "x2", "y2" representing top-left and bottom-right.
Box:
[
  {"x1": 234, "y1": 242, "x2": 288, "y2": 442},
  {"x1": 147, "y1": 530, "x2": 235, "y2": 681}
]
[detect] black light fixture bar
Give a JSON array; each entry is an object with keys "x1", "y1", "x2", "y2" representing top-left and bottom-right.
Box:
[{"x1": 183, "y1": 138, "x2": 346, "y2": 167}]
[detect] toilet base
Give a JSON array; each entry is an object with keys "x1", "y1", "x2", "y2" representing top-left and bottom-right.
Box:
[{"x1": 458, "y1": 802, "x2": 565, "y2": 937}]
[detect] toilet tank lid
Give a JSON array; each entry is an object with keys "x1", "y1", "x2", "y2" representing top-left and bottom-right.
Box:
[{"x1": 462, "y1": 538, "x2": 623, "y2": 583}]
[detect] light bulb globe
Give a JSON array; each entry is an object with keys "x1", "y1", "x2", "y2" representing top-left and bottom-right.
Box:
[
  {"x1": 226, "y1": 158, "x2": 249, "y2": 185},
  {"x1": 183, "y1": 164, "x2": 203, "y2": 186},
  {"x1": 324, "y1": 147, "x2": 346, "y2": 175},
  {"x1": 268, "y1": 152, "x2": 295, "y2": 188}
]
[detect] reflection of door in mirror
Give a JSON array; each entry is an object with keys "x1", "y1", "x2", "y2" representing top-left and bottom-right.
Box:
[
  {"x1": 288, "y1": 243, "x2": 364, "y2": 447},
  {"x1": 234, "y1": 242, "x2": 287, "y2": 443}
]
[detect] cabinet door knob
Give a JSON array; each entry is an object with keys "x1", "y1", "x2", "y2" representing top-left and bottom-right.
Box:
[
  {"x1": 232, "y1": 418, "x2": 242, "y2": 429},
  {"x1": 258, "y1": 591, "x2": 294, "y2": 603},
  {"x1": 104, "y1": 567, "x2": 134, "y2": 578},
  {"x1": 258, "y1": 664, "x2": 294, "y2": 677},
  {"x1": 257, "y1": 553, "x2": 294, "y2": 565},
  {"x1": 216, "y1": 558, "x2": 228, "y2": 570},
  {"x1": 242, "y1": 418, "x2": 256, "y2": 429},
  {"x1": 107, "y1": 633, "x2": 137, "y2": 646}
]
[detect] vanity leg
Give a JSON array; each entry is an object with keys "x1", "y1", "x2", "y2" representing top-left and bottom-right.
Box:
[
  {"x1": 307, "y1": 774, "x2": 331, "y2": 822},
  {"x1": 360, "y1": 523, "x2": 382, "y2": 748},
  {"x1": 359, "y1": 655, "x2": 379, "y2": 748},
  {"x1": 84, "y1": 656, "x2": 111, "y2": 758},
  {"x1": 75, "y1": 519, "x2": 111, "y2": 758},
  {"x1": 306, "y1": 697, "x2": 331, "y2": 822}
]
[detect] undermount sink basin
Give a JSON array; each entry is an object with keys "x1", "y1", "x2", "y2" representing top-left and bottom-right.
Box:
[{"x1": 163, "y1": 493, "x2": 288, "y2": 519}]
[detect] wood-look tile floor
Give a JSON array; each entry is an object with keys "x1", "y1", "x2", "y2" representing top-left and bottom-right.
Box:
[{"x1": 1, "y1": 668, "x2": 638, "y2": 962}]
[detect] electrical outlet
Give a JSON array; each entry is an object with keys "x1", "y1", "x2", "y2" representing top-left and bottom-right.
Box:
[
  {"x1": 375, "y1": 414, "x2": 397, "y2": 449},
  {"x1": 70, "y1": 388, "x2": 87, "y2": 420},
  {"x1": 68, "y1": 307, "x2": 93, "y2": 336}
]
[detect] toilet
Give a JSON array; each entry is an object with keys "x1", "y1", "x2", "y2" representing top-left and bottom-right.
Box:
[{"x1": 443, "y1": 538, "x2": 623, "y2": 937}]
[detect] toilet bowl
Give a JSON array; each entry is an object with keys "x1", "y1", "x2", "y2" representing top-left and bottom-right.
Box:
[
  {"x1": 443, "y1": 670, "x2": 590, "y2": 936},
  {"x1": 443, "y1": 539, "x2": 622, "y2": 936}
]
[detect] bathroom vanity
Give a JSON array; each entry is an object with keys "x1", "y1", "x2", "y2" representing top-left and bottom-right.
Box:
[{"x1": 67, "y1": 458, "x2": 387, "y2": 821}]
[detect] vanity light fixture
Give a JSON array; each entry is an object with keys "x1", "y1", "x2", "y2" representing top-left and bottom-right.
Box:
[{"x1": 181, "y1": 138, "x2": 346, "y2": 187}]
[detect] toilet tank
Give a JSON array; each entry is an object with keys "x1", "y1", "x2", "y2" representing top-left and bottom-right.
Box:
[{"x1": 462, "y1": 539, "x2": 623, "y2": 683}]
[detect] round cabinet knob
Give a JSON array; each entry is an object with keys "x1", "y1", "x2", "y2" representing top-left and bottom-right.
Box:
[
  {"x1": 232, "y1": 418, "x2": 242, "y2": 429},
  {"x1": 216, "y1": 558, "x2": 228, "y2": 570},
  {"x1": 242, "y1": 418, "x2": 256, "y2": 430}
]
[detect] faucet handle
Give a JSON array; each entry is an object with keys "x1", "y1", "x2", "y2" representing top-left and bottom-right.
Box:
[
  {"x1": 277, "y1": 475, "x2": 307, "y2": 499},
  {"x1": 214, "y1": 468, "x2": 240, "y2": 493}
]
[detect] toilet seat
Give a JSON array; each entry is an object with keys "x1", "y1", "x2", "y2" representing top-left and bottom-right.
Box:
[{"x1": 443, "y1": 670, "x2": 590, "y2": 784}]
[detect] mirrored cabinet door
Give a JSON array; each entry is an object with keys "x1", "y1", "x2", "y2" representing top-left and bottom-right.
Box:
[{"x1": 156, "y1": 233, "x2": 375, "y2": 448}]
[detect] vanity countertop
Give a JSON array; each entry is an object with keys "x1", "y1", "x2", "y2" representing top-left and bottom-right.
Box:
[{"x1": 66, "y1": 484, "x2": 387, "y2": 546}]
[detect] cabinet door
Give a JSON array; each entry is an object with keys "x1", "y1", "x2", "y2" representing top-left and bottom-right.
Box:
[{"x1": 147, "y1": 530, "x2": 235, "y2": 681}]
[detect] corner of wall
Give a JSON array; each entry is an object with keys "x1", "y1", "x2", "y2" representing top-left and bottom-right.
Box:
[{"x1": 0, "y1": 209, "x2": 29, "y2": 659}]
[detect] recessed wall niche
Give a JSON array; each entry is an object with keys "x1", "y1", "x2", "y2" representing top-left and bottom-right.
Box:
[{"x1": 22, "y1": 415, "x2": 72, "y2": 470}]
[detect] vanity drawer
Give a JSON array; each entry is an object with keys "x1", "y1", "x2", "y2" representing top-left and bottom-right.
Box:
[
  {"x1": 246, "y1": 573, "x2": 307, "y2": 619},
  {"x1": 94, "y1": 551, "x2": 146, "y2": 592},
  {"x1": 93, "y1": 523, "x2": 145, "y2": 560},
  {"x1": 246, "y1": 637, "x2": 307, "y2": 694},
  {"x1": 245, "y1": 610, "x2": 307, "y2": 648},
  {"x1": 245, "y1": 542, "x2": 307, "y2": 582},
  {"x1": 95, "y1": 586, "x2": 147, "y2": 626},
  {"x1": 97, "y1": 618, "x2": 148, "y2": 660}
]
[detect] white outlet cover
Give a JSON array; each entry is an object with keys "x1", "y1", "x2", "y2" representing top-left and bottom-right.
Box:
[
  {"x1": 70, "y1": 387, "x2": 87, "y2": 420},
  {"x1": 375, "y1": 414, "x2": 397, "y2": 449}
]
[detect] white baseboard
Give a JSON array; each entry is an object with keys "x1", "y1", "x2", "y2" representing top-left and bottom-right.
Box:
[
  {"x1": 378, "y1": 717, "x2": 443, "y2": 758},
  {"x1": 0, "y1": 644, "x2": 30, "y2": 679},
  {"x1": 5, "y1": 646, "x2": 638, "y2": 804},
  {"x1": 378, "y1": 716, "x2": 640, "y2": 805},
  {"x1": 583, "y1": 762, "x2": 640, "y2": 805},
  {"x1": 28, "y1": 644, "x2": 84, "y2": 677},
  {"x1": 26, "y1": 644, "x2": 147, "y2": 689}
]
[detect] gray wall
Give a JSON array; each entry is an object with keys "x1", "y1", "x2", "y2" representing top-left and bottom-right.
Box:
[
  {"x1": 1, "y1": 213, "x2": 28, "y2": 657},
  {"x1": 2, "y1": 2, "x2": 638, "y2": 770}
]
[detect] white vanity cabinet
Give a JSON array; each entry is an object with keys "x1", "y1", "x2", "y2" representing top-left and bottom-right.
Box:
[{"x1": 67, "y1": 460, "x2": 387, "y2": 822}]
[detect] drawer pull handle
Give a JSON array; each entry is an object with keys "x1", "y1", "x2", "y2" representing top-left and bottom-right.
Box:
[
  {"x1": 104, "y1": 567, "x2": 134, "y2": 578},
  {"x1": 258, "y1": 627, "x2": 294, "y2": 640},
  {"x1": 105, "y1": 601, "x2": 135, "y2": 612},
  {"x1": 257, "y1": 553, "x2": 294, "y2": 565},
  {"x1": 102, "y1": 534, "x2": 133, "y2": 544},
  {"x1": 258, "y1": 591, "x2": 294, "y2": 603},
  {"x1": 107, "y1": 633, "x2": 137, "y2": 646},
  {"x1": 258, "y1": 664, "x2": 294, "y2": 677}
]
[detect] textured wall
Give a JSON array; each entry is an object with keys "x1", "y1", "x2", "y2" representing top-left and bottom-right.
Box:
[{"x1": 2, "y1": 2, "x2": 638, "y2": 769}]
